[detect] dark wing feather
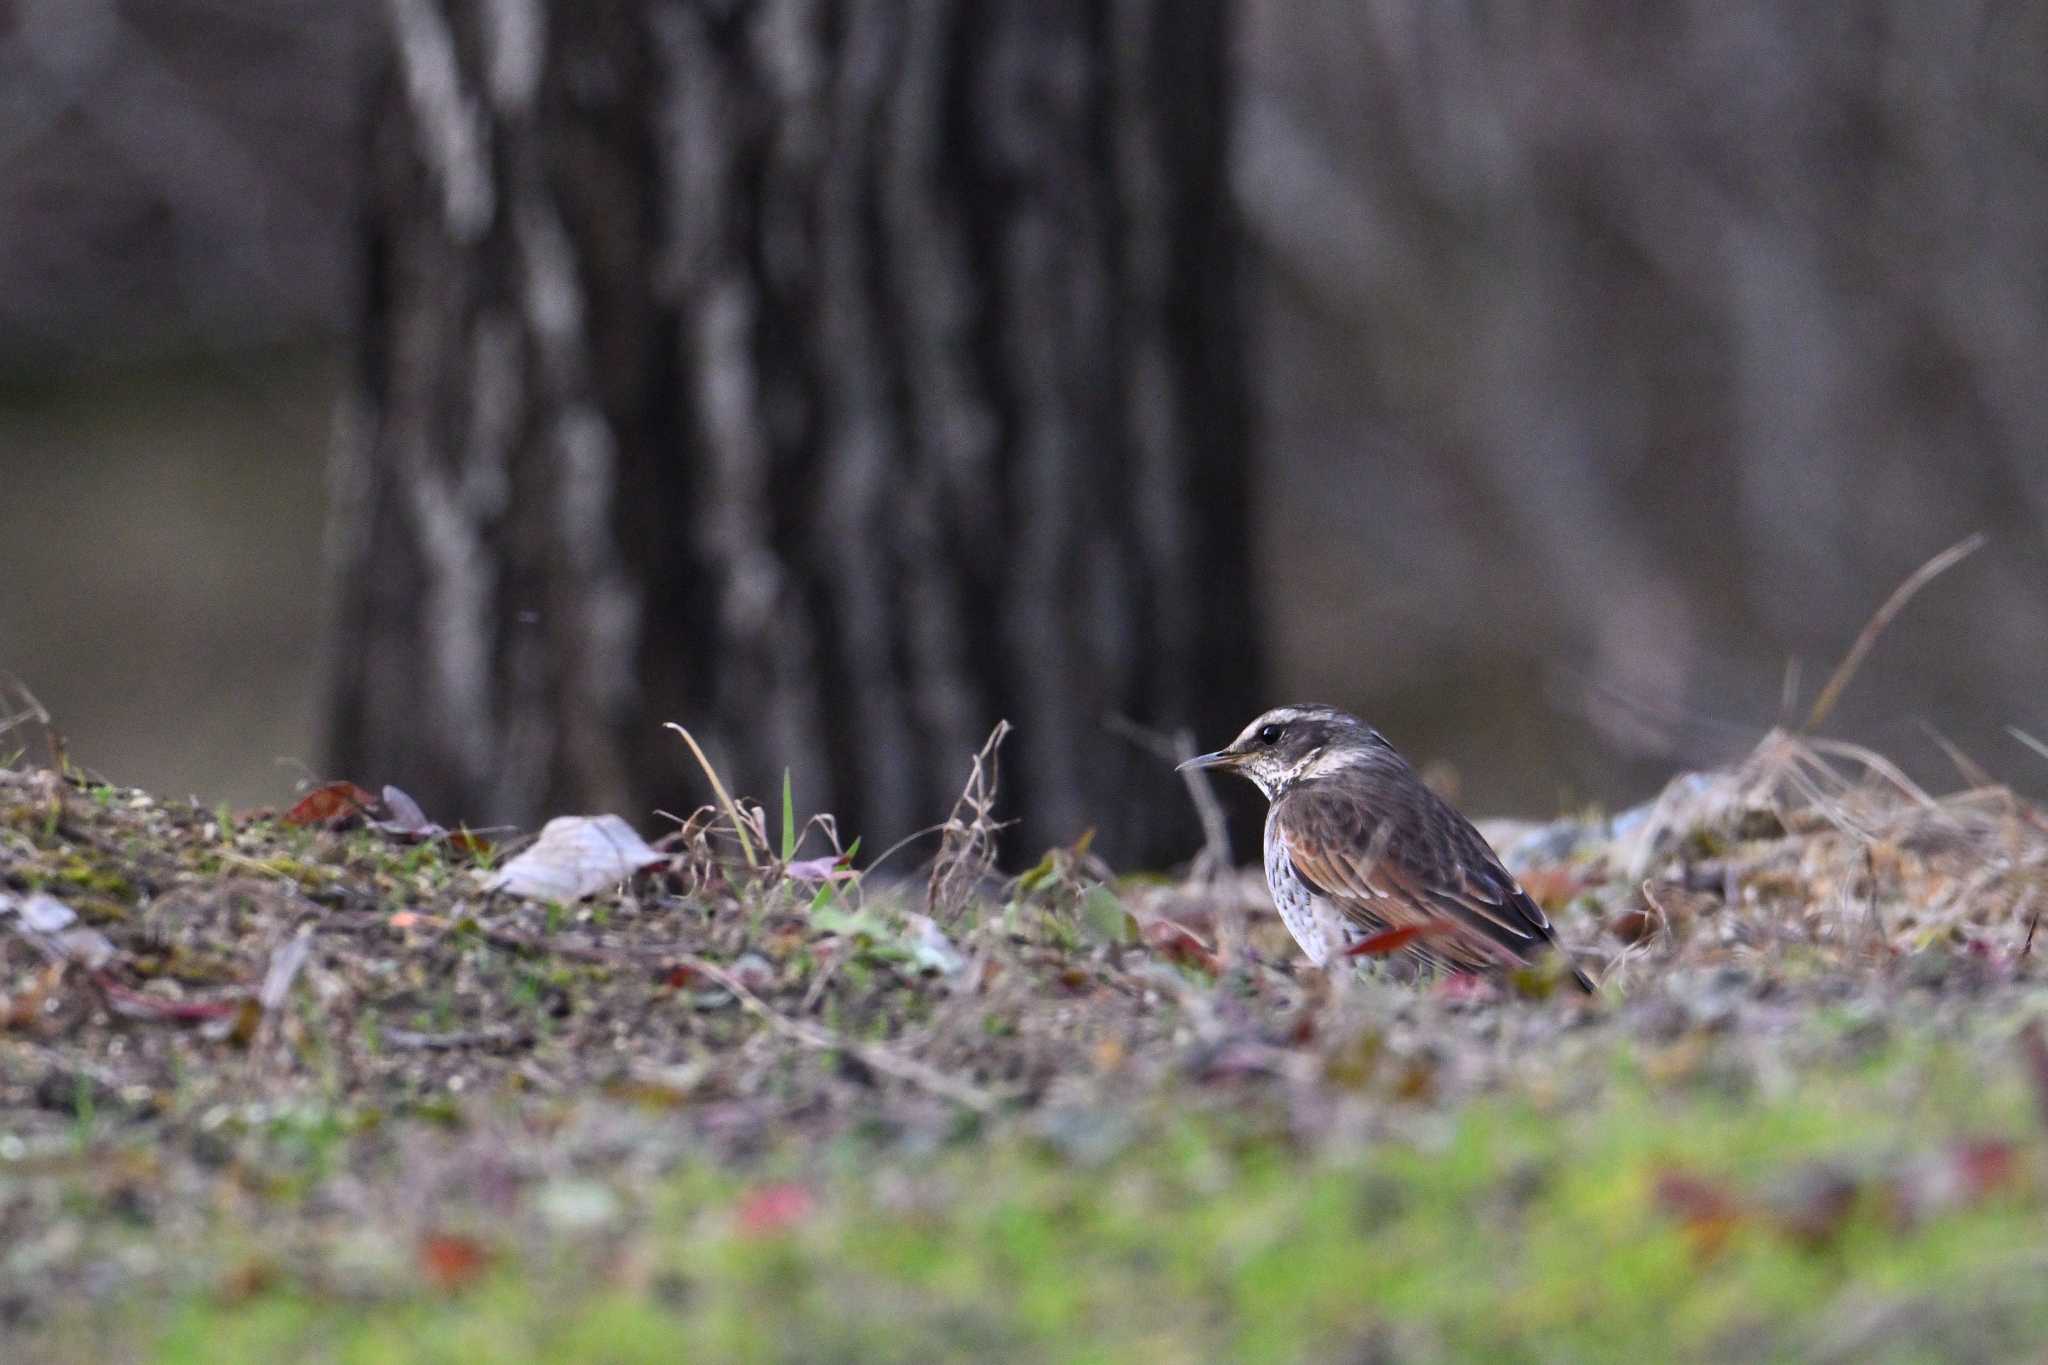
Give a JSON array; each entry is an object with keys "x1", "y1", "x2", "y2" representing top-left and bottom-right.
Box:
[{"x1": 1275, "y1": 771, "x2": 1592, "y2": 991}]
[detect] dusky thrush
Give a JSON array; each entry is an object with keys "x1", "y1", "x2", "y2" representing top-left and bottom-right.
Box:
[{"x1": 1181, "y1": 705, "x2": 1593, "y2": 991}]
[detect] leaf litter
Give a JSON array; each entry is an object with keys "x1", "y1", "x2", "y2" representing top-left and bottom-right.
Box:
[{"x1": 5, "y1": 703, "x2": 2048, "y2": 1351}]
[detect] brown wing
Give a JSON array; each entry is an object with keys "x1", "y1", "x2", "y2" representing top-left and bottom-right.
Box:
[{"x1": 1274, "y1": 772, "x2": 1592, "y2": 990}]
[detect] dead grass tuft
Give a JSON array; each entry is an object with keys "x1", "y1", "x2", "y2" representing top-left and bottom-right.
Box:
[{"x1": 926, "y1": 721, "x2": 1013, "y2": 923}]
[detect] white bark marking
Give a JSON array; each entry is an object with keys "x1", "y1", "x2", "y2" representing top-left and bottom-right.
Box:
[
  {"x1": 387, "y1": 0, "x2": 495, "y2": 239},
  {"x1": 482, "y1": 0, "x2": 545, "y2": 112}
]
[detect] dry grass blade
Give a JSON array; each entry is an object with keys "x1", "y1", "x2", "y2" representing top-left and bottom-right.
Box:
[
  {"x1": 1806, "y1": 532, "x2": 1986, "y2": 731},
  {"x1": 1920, "y1": 722, "x2": 1998, "y2": 791},
  {"x1": 665, "y1": 722, "x2": 758, "y2": 868},
  {"x1": 928, "y1": 721, "x2": 1013, "y2": 922},
  {"x1": 0, "y1": 674, "x2": 52, "y2": 748},
  {"x1": 2008, "y1": 727, "x2": 2048, "y2": 769}
]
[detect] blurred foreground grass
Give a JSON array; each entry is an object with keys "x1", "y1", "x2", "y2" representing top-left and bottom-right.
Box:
[{"x1": 37, "y1": 1027, "x2": 2048, "y2": 1363}]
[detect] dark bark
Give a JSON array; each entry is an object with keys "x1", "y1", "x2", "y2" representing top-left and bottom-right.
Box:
[{"x1": 328, "y1": 0, "x2": 1257, "y2": 867}]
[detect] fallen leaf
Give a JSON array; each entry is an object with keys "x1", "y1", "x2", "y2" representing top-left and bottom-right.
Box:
[
  {"x1": 216, "y1": 1256, "x2": 280, "y2": 1303},
  {"x1": 1609, "y1": 909, "x2": 1659, "y2": 945},
  {"x1": 362, "y1": 783, "x2": 453, "y2": 843},
  {"x1": 95, "y1": 978, "x2": 246, "y2": 1023},
  {"x1": 1766, "y1": 1162, "x2": 1860, "y2": 1249},
  {"x1": 1951, "y1": 1137, "x2": 2021, "y2": 1199},
  {"x1": 1518, "y1": 865, "x2": 1587, "y2": 909},
  {"x1": 734, "y1": 1183, "x2": 814, "y2": 1238},
  {"x1": 902, "y1": 913, "x2": 967, "y2": 975},
  {"x1": 443, "y1": 829, "x2": 494, "y2": 859},
  {"x1": 3, "y1": 893, "x2": 116, "y2": 969},
  {"x1": 784, "y1": 855, "x2": 857, "y2": 883},
  {"x1": 1080, "y1": 887, "x2": 1138, "y2": 947},
  {"x1": 1141, "y1": 918, "x2": 1221, "y2": 973},
  {"x1": 0, "y1": 961, "x2": 66, "y2": 1030},
  {"x1": 16, "y1": 892, "x2": 76, "y2": 934},
  {"x1": 1655, "y1": 1169, "x2": 1745, "y2": 1258},
  {"x1": 481, "y1": 815, "x2": 668, "y2": 902},
  {"x1": 418, "y1": 1232, "x2": 491, "y2": 1292},
  {"x1": 284, "y1": 781, "x2": 379, "y2": 827}
]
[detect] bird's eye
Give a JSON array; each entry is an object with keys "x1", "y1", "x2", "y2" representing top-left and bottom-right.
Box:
[{"x1": 1256, "y1": 723, "x2": 1284, "y2": 746}]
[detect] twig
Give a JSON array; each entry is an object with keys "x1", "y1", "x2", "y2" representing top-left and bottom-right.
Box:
[
  {"x1": 1106, "y1": 715, "x2": 1232, "y2": 879},
  {"x1": 1806, "y1": 532, "x2": 1986, "y2": 730},
  {"x1": 1918, "y1": 721, "x2": 1998, "y2": 791},
  {"x1": 0, "y1": 672, "x2": 52, "y2": 741},
  {"x1": 253, "y1": 927, "x2": 315, "y2": 1058},
  {"x1": 665, "y1": 723, "x2": 758, "y2": 868},
  {"x1": 384, "y1": 1025, "x2": 533, "y2": 1052}
]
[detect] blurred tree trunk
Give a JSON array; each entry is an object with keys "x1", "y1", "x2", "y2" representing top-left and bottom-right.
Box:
[{"x1": 326, "y1": 0, "x2": 1256, "y2": 866}]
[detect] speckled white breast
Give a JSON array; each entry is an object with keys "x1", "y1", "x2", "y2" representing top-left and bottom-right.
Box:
[{"x1": 1262, "y1": 805, "x2": 1350, "y2": 966}]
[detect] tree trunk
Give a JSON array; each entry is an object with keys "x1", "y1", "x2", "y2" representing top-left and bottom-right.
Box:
[{"x1": 327, "y1": 0, "x2": 1257, "y2": 867}]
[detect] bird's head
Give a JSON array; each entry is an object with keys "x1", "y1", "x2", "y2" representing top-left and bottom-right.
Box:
[{"x1": 1177, "y1": 704, "x2": 1393, "y2": 799}]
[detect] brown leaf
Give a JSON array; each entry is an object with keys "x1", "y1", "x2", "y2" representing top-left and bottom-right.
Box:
[
  {"x1": 1609, "y1": 909, "x2": 1659, "y2": 945},
  {"x1": 283, "y1": 781, "x2": 379, "y2": 827},
  {"x1": 215, "y1": 1256, "x2": 280, "y2": 1303},
  {"x1": 1654, "y1": 1169, "x2": 1745, "y2": 1258},
  {"x1": 1517, "y1": 865, "x2": 1587, "y2": 909},
  {"x1": 1766, "y1": 1163, "x2": 1861, "y2": 1249},
  {"x1": 443, "y1": 829, "x2": 495, "y2": 860},
  {"x1": 0, "y1": 961, "x2": 66, "y2": 1030}
]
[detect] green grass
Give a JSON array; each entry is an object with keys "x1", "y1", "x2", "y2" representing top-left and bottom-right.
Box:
[{"x1": 42, "y1": 1035, "x2": 2048, "y2": 1364}]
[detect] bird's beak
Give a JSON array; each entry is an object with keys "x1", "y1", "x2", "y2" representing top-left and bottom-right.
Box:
[{"x1": 1176, "y1": 749, "x2": 1238, "y2": 773}]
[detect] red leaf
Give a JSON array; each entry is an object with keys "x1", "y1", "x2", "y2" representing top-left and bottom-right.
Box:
[
  {"x1": 418, "y1": 1233, "x2": 491, "y2": 1292},
  {"x1": 1953, "y1": 1137, "x2": 2021, "y2": 1200},
  {"x1": 444, "y1": 829, "x2": 495, "y2": 860},
  {"x1": 1142, "y1": 919, "x2": 1221, "y2": 973},
  {"x1": 735, "y1": 1183, "x2": 814, "y2": 1238},
  {"x1": 283, "y1": 781, "x2": 379, "y2": 827},
  {"x1": 94, "y1": 975, "x2": 246, "y2": 1023},
  {"x1": 660, "y1": 962, "x2": 706, "y2": 989},
  {"x1": 1343, "y1": 922, "x2": 1457, "y2": 958}
]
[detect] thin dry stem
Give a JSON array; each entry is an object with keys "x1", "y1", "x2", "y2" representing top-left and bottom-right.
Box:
[
  {"x1": 1105, "y1": 715, "x2": 1232, "y2": 880},
  {"x1": 927, "y1": 721, "x2": 1013, "y2": 922},
  {"x1": 1806, "y1": 531, "x2": 1986, "y2": 731},
  {"x1": 665, "y1": 722, "x2": 758, "y2": 868}
]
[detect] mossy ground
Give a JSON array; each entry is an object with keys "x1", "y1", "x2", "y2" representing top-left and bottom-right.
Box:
[{"x1": 5, "y1": 737, "x2": 2048, "y2": 1362}]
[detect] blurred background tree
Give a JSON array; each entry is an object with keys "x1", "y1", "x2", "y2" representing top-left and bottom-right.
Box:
[
  {"x1": 326, "y1": 0, "x2": 1255, "y2": 864},
  {"x1": 6, "y1": 1, "x2": 2048, "y2": 860}
]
